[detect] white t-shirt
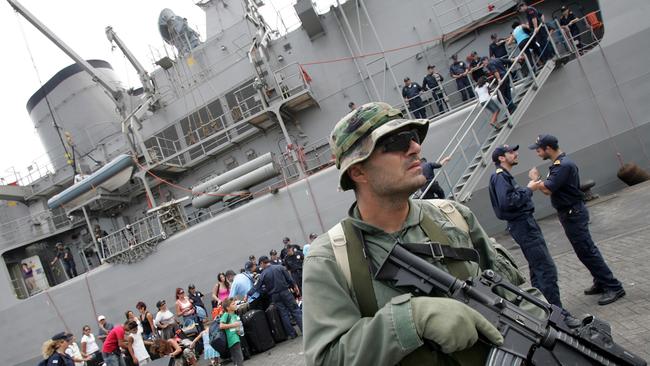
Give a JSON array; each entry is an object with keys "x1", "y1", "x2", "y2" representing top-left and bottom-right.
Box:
[
  {"x1": 155, "y1": 309, "x2": 176, "y2": 327},
  {"x1": 129, "y1": 328, "x2": 151, "y2": 362},
  {"x1": 65, "y1": 342, "x2": 84, "y2": 366},
  {"x1": 81, "y1": 333, "x2": 100, "y2": 354},
  {"x1": 475, "y1": 85, "x2": 491, "y2": 103}
]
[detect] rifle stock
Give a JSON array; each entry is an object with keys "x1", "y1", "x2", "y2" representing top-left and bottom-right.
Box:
[{"x1": 375, "y1": 243, "x2": 647, "y2": 366}]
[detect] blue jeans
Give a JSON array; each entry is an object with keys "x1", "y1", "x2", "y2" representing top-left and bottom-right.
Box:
[
  {"x1": 508, "y1": 215, "x2": 562, "y2": 308},
  {"x1": 102, "y1": 353, "x2": 125, "y2": 366},
  {"x1": 272, "y1": 290, "x2": 303, "y2": 337},
  {"x1": 558, "y1": 202, "x2": 623, "y2": 291}
]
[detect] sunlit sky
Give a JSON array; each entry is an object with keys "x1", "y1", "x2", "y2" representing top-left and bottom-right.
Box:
[{"x1": 0, "y1": 0, "x2": 336, "y2": 183}]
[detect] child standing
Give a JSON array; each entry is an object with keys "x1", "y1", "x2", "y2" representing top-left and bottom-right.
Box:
[
  {"x1": 475, "y1": 76, "x2": 501, "y2": 128},
  {"x1": 219, "y1": 297, "x2": 245, "y2": 366},
  {"x1": 191, "y1": 323, "x2": 222, "y2": 366}
]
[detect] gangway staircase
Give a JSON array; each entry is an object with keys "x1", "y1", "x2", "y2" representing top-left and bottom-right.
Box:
[{"x1": 424, "y1": 25, "x2": 567, "y2": 202}]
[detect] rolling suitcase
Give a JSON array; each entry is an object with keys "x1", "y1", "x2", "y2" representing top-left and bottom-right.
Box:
[
  {"x1": 239, "y1": 333, "x2": 252, "y2": 360},
  {"x1": 265, "y1": 304, "x2": 288, "y2": 343},
  {"x1": 242, "y1": 309, "x2": 275, "y2": 354}
]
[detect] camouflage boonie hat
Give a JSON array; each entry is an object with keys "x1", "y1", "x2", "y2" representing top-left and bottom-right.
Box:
[{"x1": 329, "y1": 102, "x2": 429, "y2": 190}]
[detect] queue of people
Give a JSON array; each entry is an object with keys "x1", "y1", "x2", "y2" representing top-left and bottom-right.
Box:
[{"x1": 39, "y1": 235, "x2": 316, "y2": 366}]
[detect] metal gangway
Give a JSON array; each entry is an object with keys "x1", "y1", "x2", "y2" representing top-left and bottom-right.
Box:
[
  {"x1": 421, "y1": 17, "x2": 598, "y2": 202},
  {"x1": 98, "y1": 214, "x2": 165, "y2": 264}
]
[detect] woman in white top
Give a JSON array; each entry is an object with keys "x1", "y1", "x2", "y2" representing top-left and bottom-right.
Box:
[
  {"x1": 154, "y1": 300, "x2": 178, "y2": 339},
  {"x1": 475, "y1": 75, "x2": 501, "y2": 128},
  {"x1": 80, "y1": 325, "x2": 103, "y2": 366},
  {"x1": 125, "y1": 320, "x2": 152, "y2": 364},
  {"x1": 64, "y1": 334, "x2": 88, "y2": 366}
]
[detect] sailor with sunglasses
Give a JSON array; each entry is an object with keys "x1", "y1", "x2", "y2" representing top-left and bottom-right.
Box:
[{"x1": 302, "y1": 102, "x2": 546, "y2": 365}]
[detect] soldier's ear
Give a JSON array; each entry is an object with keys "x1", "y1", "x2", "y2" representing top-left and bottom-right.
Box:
[{"x1": 348, "y1": 163, "x2": 368, "y2": 186}]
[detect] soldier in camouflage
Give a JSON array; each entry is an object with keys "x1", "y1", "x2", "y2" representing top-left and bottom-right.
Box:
[{"x1": 302, "y1": 102, "x2": 545, "y2": 365}]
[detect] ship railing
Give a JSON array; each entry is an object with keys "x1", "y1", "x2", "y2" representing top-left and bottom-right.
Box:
[
  {"x1": 144, "y1": 92, "x2": 263, "y2": 169},
  {"x1": 98, "y1": 213, "x2": 164, "y2": 264},
  {"x1": 0, "y1": 208, "x2": 83, "y2": 248},
  {"x1": 396, "y1": 9, "x2": 606, "y2": 122},
  {"x1": 432, "y1": 0, "x2": 514, "y2": 35},
  {"x1": 273, "y1": 62, "x2": 312, "y2": 101},
  {"x1": 425, "y1": 21, "x2": 559, "y2": 200},
  {"x1": 394, "y1": 33, "x2": 530, "y2": 122},
  {"x1": 1, "y1": 153, "x2": 57, "y2": 187},
  {"x1": 550, "y1": 10, "x2": 604, "y2": 56},
  {"x1": 226, "y1": 82, "x2": 265, "y2": 122},
  {"x1": 300, "y1": 137, "x2": 334, "y2": 173},
  {"x1": 144, "y1": 62, "x2": 316, "y2": 170}
]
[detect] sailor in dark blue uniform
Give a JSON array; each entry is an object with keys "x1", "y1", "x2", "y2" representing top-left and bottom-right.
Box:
[
  {"x1": 488, "y1": 145, "x2": 566, "y2": 312},
  {"x1": 528, "y1": 135, "x2": 625, "y2": 305},
  {"x1": 422, "y1": 65, "x2": 448, "y2": 114},
  {"x1": 481, "y1": 56, "x2": 515, "y2": 113},
  {"x1": 248, "y1": 256, "x2": 302, "y2": 338},
  {"x1": 449, "y1": 54, "x2": 475, "y2": 102},
  {"x1": 419, "y1": 155, "x2": 451, "y2": 199},
  {"x1": 401, "y1": 77, "x2": 427, "y2": 119}
]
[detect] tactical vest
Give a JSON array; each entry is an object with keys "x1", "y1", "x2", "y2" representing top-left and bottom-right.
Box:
[{"x1": 327, "y1": 199, "x2": 524, "y2": 365}]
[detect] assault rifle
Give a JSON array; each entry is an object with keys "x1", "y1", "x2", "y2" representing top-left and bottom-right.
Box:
[{"x1": 375, "y1": 243, "x2": 646, "y2": 366}]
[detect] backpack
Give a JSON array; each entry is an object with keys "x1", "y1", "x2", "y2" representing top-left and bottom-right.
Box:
[{"x1": 209, "y1": 314, "x2": 230, "y2": 358}]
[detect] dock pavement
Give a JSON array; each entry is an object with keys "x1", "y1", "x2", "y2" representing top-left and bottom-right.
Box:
[{"x1": 196, "y1": 180, "x2": 650, "y2": 365}]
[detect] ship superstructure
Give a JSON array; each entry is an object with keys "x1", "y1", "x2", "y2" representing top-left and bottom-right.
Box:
[{"x1": 0, "y1": 0, "x2": 649, "y2": 364}]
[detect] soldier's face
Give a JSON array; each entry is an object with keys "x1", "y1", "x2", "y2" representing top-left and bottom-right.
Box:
[{"x1": 357, "y1": 132, "x2": 425, "y2": 197}]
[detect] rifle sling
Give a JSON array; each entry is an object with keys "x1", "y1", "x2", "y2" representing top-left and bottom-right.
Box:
[
  {"x1": 341, "y1": 208, "x2": 479, "y2": 317},
  {"x1": 341, "y1": 219, "x2": 379, "y2": 317}
]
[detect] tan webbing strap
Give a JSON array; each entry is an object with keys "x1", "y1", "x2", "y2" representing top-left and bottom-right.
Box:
[
  {"x1": 341, "y1": 220, "x2": 379, "y2": 317},
  {"x1": 420, "y1": 201, "x2": 473, "y2": 279},
  {"x1": 328, "y1": 223, "x2": 352, "y2": 290},
  {"x1": 427, "y1": 199, "x2": 469, "y2": 234}
]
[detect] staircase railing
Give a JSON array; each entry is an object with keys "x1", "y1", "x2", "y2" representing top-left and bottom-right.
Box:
[{"x1": 419, "y1": 21, "x2": 566, "y2": 202}]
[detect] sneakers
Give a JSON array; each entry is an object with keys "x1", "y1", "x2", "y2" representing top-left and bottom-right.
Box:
[
  {"x1": 583, "y1": 284, "x2": 605, "y2": 295},
  {"x1": 598, "y1": 288, "x2": 626, "y2": 305}
]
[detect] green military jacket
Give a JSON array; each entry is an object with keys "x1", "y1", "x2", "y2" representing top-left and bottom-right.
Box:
[{"x1": 303, "y1": 199, "x2": 540, "y2": 366}]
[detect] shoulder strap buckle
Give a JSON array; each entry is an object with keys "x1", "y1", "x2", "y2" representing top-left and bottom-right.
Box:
[{"x1": 428, "y1": 242, "x2": 445, "y2": 261}]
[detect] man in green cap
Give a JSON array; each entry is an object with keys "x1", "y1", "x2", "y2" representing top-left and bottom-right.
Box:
[{"x1": 302, "y1": 102, "x2": 544, "y2": 365}]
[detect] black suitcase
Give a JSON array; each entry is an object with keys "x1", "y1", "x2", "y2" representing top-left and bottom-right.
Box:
[
  {"x1": 265, "y1": 304, "x2": 288, "y2": 343},
  {"x1": 242, "y1": 309, "x2": 275, "y2": 353},
  {"x1": 239, "y1": 333, "x2": 252, "y2": 360}
]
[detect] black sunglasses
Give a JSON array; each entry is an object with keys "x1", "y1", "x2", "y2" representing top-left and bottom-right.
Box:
[{"x1": 376, "y1": 130, "x2": 420, "y2": 153}]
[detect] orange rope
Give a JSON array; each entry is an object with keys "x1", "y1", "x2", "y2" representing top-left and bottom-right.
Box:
[{"x1": 133, "y1": 159, "x2": 251, "y2": 198}]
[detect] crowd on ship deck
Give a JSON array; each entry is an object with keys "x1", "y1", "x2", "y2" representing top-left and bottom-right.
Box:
[
  {"x1": 39, "y1": 235, "x2": 317, "y2": 366},
  {"x1": 397, "y1": 3, "x2": 595, "y2": 127}
]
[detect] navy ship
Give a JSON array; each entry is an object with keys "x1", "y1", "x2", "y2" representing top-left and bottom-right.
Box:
[{"x1": 0, "y1": 0, "x2": 649, "y2": 364}]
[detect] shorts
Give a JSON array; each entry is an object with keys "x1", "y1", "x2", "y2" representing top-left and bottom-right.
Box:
[{"x1": 482, "y1": 100, "x2": 500, "y2": 113}]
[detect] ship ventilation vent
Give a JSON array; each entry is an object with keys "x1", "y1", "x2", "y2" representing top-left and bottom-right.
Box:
[{"x1": 294, "y1": 0, "x2": 325, "y2": 40}]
